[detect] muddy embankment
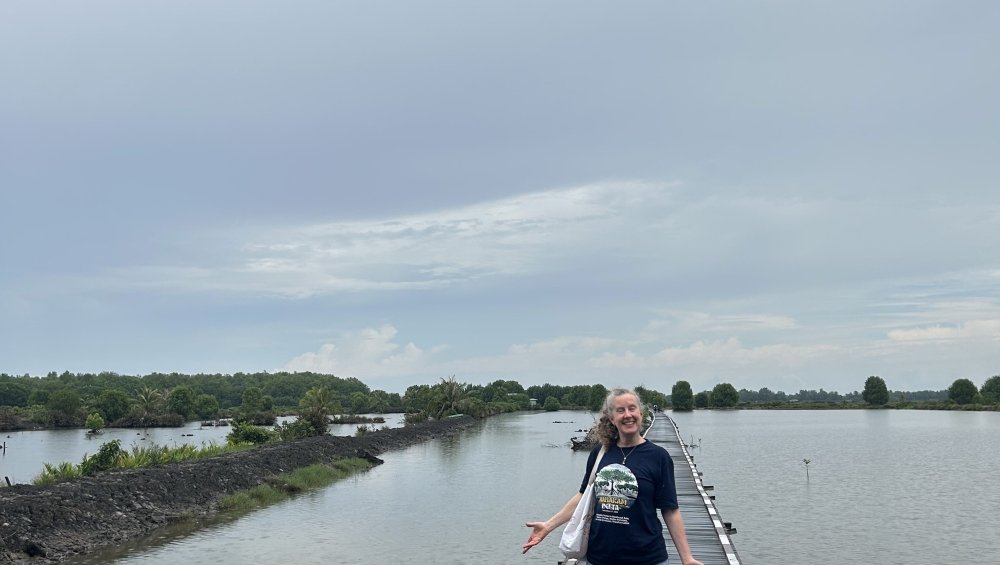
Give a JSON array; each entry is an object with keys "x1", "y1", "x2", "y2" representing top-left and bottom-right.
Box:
[{"x1": 0, "y1": 416, "x2": 480, "y2": 563}]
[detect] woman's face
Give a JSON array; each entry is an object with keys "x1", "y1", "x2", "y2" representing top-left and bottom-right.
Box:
[{"x1": 610, "y1": 393, "x2": 642, "y2": 436}]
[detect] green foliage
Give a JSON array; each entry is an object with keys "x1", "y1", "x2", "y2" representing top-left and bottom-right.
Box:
[
  {"x1": 166, "y1": 385, "x2": 197, "y2": 420},
  {"x1": 404, "y1": 411, "x2": 429, "y2": 425},
  {"x1": 862, "y1": 376, "x2": 889, "y2": 406},
  {"x1": 710, "y1": 383, "x2": 739, "y2": 407},
  {"x1": 84, "y1": 412, "x2": 105, "y2": 432},
  {"x1": 427, "y1": 376, "x2": 470, "y2": 419},
  {"x1": 297, "y1": 386, "x2": 335, "y2": 436},
  {"x1": 738, "y1": 387, "x2": 789, "y2": 403},
  {"x1": 80, "y1": 440, "x2": 124, "y2": 476},
  {"x1": 33, "y1": 462, "x2": 81, "y2": 485},
  {"x1": 227, "y1": 421, "x2": 277, "y2": 445},
  {"x1": 948, "y1": 378, "x2": 979, "y2": 405},
  {"x1": 273, "y1": 418, "x2": 316, "y2": 441},
  {"x1": 543, "y1": 396, "x2": 561, "y2": 411},
  {"x1": 46, "y1": 389, "x2": 82, "y2": 426},
  {"x1": 194, "y1": 394, "x2": 220, "y2": 419},
  {"x1": 461, "y1": 397, "x2": 488, "y2": 417},
  {"x1": 403, "y1": 384, "x2": 434, "y2": 413},
  {"x1": 350, "y1": 391, "x2": 371, "y2": 414},
  {"x1": 980, "y1": 375, "x2": 1000, "y2": 404},
  {"x1": 95, "y1": 389, "x2": 131, "y2": 422},
  {"x1": 241, "y1": 387, "x2": 266, "y2": 414},
  {"x1": 368, "y1": 390, "x2": 391, "y2": 413},
  {"x1": 114, "y1": 408, "x2": 185, "y2": 428},
  {"x1": 671, "y1": 381, "x2": 694, "y2": 411},
  {"x1": 694, "y1": 391, "x2": 710, "y2": 408},
  {"x1": 219, "y1": 459, "x2": 372, "y2": 513},
  {"x1": 28, "y1": 388, "x2": 51, "y2": 406},
  {"x1": 134, "y1": 387, "x2": 164, "y2": 418},
  {"x1": 502, "y1": 393, "x2": 531, "y2": 411},
  {"x1": 588, "y1": 384, "x2": 609, "y2": 411},
  {"x1": 0, "y1": 381, "x2": 30, "y2": 407},
  {"x1": 634, "y1": 386, "x2": 669, "y2": 411}
]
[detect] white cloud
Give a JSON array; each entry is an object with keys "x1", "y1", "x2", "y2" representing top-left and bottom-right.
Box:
[
  {"x1": 283, "y1": 325, "x2": 442, "y2": 379},
  {"x1": 642, "y1": 311, "x2": 798, "y2": 339},
  {"x1": 887, "y1": 319, "x2": 1000, "y2": 342},
  {"x1": 98, "y1": 180, "x2": 679, "y2": 298},
  {"x1": 589, "y1": 338, "x2": 840, "y2": 370}
]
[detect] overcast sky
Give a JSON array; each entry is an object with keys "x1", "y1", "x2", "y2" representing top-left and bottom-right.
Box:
[{"x1": 2, "y1": 1, "x2": 998, "y2": 395}]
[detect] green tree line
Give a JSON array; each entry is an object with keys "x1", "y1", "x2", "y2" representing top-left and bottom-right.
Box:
[{"x1": 2, "y1": 370, "x2": 998, "y2": 431}]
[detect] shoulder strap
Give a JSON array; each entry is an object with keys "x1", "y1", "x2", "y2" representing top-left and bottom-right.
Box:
[{"x1": 588, "y1": 444, "x2": 607, "y2": 485}]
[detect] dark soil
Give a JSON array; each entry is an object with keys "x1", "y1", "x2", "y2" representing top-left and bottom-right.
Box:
[{"x1": 0, "y1": 416, "x2": 480, "y2": 563}]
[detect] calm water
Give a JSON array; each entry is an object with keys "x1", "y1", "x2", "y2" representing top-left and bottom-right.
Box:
[
  {"x1": 0, "y1": 414, "x2": 405, "y2": 485},
  {"x1": 668, "y1": 409, "x2": 1000, "y2": 564},
  {"x1": 9, "y1": 410, "x2": 1000, "y2": 564}
]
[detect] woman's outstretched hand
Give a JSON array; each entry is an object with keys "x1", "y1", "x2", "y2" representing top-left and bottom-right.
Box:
[{"x1": 522, "y1": 521, "x2": 549, "y2": 554}]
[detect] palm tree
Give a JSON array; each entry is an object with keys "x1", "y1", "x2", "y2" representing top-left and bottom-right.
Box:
[
  {"x1": 135, "y1": 387, "x2": 162, "y2": 417},
  {"x1": 368, "y1": 390, "x2": 389, "y2": 413},
  {"x1": 133, "y1": 387, "x2": 163, "y2": 429},
  {"x1": 299, "y1": 386, "x2": 334, "y2": 436},
  {"x1": 428, "y1": 376, "x2": 470, "y2": 419}
]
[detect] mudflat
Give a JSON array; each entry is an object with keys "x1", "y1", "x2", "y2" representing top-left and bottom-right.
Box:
[{"x1": 0, "y1": 416, "x2": 480, "y2": 563}]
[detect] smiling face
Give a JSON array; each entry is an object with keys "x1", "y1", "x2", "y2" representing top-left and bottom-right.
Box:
[{"x1": 610, "y1": 393, "x2": 643, "y2": 438}]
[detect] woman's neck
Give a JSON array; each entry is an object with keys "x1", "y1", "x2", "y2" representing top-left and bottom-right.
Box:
[{"x1": 617, "y1": 435, "x2": 644, "y2": 448}]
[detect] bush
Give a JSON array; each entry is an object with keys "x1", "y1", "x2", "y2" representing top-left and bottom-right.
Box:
[
  {"x1": 227, "y1": 421, "x2": 276, "y2": 445},
  {"x1": 34, "y1": 462, "x2": 81, "y2": 485},
  {"x1": 404, "y1": 412, "x2": 429, "y2": 425},
  {"x1": 80, "y1": 440, "x2": 124, "y2": 476},
  {"x1": 85, "y1": 412, "x2": 105, "y2": 432},
  {"x1": 273, "y1": 418, "x2": 317, "y2": 442},
  {"x1": 543, "y1": 396, "x2": 561, "y2": 411}
]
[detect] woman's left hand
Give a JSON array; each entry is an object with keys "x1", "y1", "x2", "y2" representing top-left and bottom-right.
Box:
[{"x1": 521, "y1": 521, "x2": 549, "y2": 554}]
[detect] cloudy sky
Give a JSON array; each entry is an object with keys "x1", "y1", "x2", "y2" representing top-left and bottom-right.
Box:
[{"x1": 2, "y1": 1, "x2": 998, "y2": 395}]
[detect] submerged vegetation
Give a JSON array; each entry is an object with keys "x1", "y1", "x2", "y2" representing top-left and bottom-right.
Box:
[{"x1": 219, "y1": 459, "x2": 373, "y2": 514}]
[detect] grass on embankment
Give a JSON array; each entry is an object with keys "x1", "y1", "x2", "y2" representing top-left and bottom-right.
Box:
[
  {"x1": 32, "y1": 440, "x2": 257, "y2": 485},
  {"x1": 218, "y1": 458, "x2": 373, "y2": 514}
]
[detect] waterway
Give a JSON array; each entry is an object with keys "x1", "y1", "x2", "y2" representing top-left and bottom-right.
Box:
[
  {"x1": 0, "y1": 414, "x2": 406, "y2": 485},
  {"x1": 6, "y1": 409, "x2": 999, "y2": 564}
]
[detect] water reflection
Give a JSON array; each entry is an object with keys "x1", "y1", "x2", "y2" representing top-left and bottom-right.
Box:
[{"x1": 9, "y1": 409, "x2": 1000, "y2": 564}]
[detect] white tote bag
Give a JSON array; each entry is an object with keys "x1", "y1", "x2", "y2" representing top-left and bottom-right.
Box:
[{"x1": 558, "y1": 445, "x2": 606, "y2": 560}]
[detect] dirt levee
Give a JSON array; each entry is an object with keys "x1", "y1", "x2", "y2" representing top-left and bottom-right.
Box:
[{"x1": 0, "y1": 416, "x2": 480, "y2": 563}]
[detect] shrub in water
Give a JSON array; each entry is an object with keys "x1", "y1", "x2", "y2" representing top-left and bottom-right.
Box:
[
  {"x1": 80, "y1": 439, "x2": 124, "y2": 476},
  {"x1": 227, "y1": 421, "x2": 276, "y2": 445}
]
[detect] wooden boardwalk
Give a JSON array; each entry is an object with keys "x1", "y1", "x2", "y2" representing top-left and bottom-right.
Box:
[{"x1": 645, "y1": 414, "x2": 743, "y2": 565}]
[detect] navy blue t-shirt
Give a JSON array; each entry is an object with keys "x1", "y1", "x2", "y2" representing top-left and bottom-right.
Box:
[{"x1": 578, "y1": 441, "x2": 677, "y2": 565}]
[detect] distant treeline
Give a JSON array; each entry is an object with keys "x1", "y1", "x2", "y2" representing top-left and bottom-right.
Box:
[
  {"x1": 736, "y1": 387, "x2": 947, "y2": 404},
  {"x1": 0, "y1": 372, "x2": 617, "y2": 430},
  {"x1": 1, "y1": 371, "x2": 998, "y2": 432}
]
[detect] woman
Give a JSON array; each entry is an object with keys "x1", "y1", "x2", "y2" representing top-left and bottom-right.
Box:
[{"x1": 523, "y1": 388, "x2": 703, "y2": 565}]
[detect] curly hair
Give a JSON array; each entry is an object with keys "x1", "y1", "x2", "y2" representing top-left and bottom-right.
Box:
[{"x1": 592, "y1": 388, "x2": 643, "y2": 447}]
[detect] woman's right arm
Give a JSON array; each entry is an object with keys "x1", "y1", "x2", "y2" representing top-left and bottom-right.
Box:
[{"x1": 521, "y1": 491, "x2": 583, "y2": 554}]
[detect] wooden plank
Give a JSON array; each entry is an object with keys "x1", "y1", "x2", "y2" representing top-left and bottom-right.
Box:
[{"x1": 645, "y1": 415, "x2": 744, "y2": 565}]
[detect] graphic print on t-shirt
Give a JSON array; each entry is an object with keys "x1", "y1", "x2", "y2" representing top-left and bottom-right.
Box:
[{"x1": 593, "y1": 463, "x2": 638, "y2": 525}]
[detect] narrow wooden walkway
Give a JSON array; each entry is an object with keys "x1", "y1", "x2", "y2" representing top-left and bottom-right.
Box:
[{"x1": 645, "y1": 414, "x2": 743, "y2": 565}]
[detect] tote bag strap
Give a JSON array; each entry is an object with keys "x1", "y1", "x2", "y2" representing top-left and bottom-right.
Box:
[{"x1": 587, "y1": 444, "x2": 607, "y2": 485}]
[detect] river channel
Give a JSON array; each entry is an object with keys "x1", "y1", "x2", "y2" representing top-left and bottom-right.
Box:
[{"x1": 6, "y1": 409, "x2": 999, "y2": 564}]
